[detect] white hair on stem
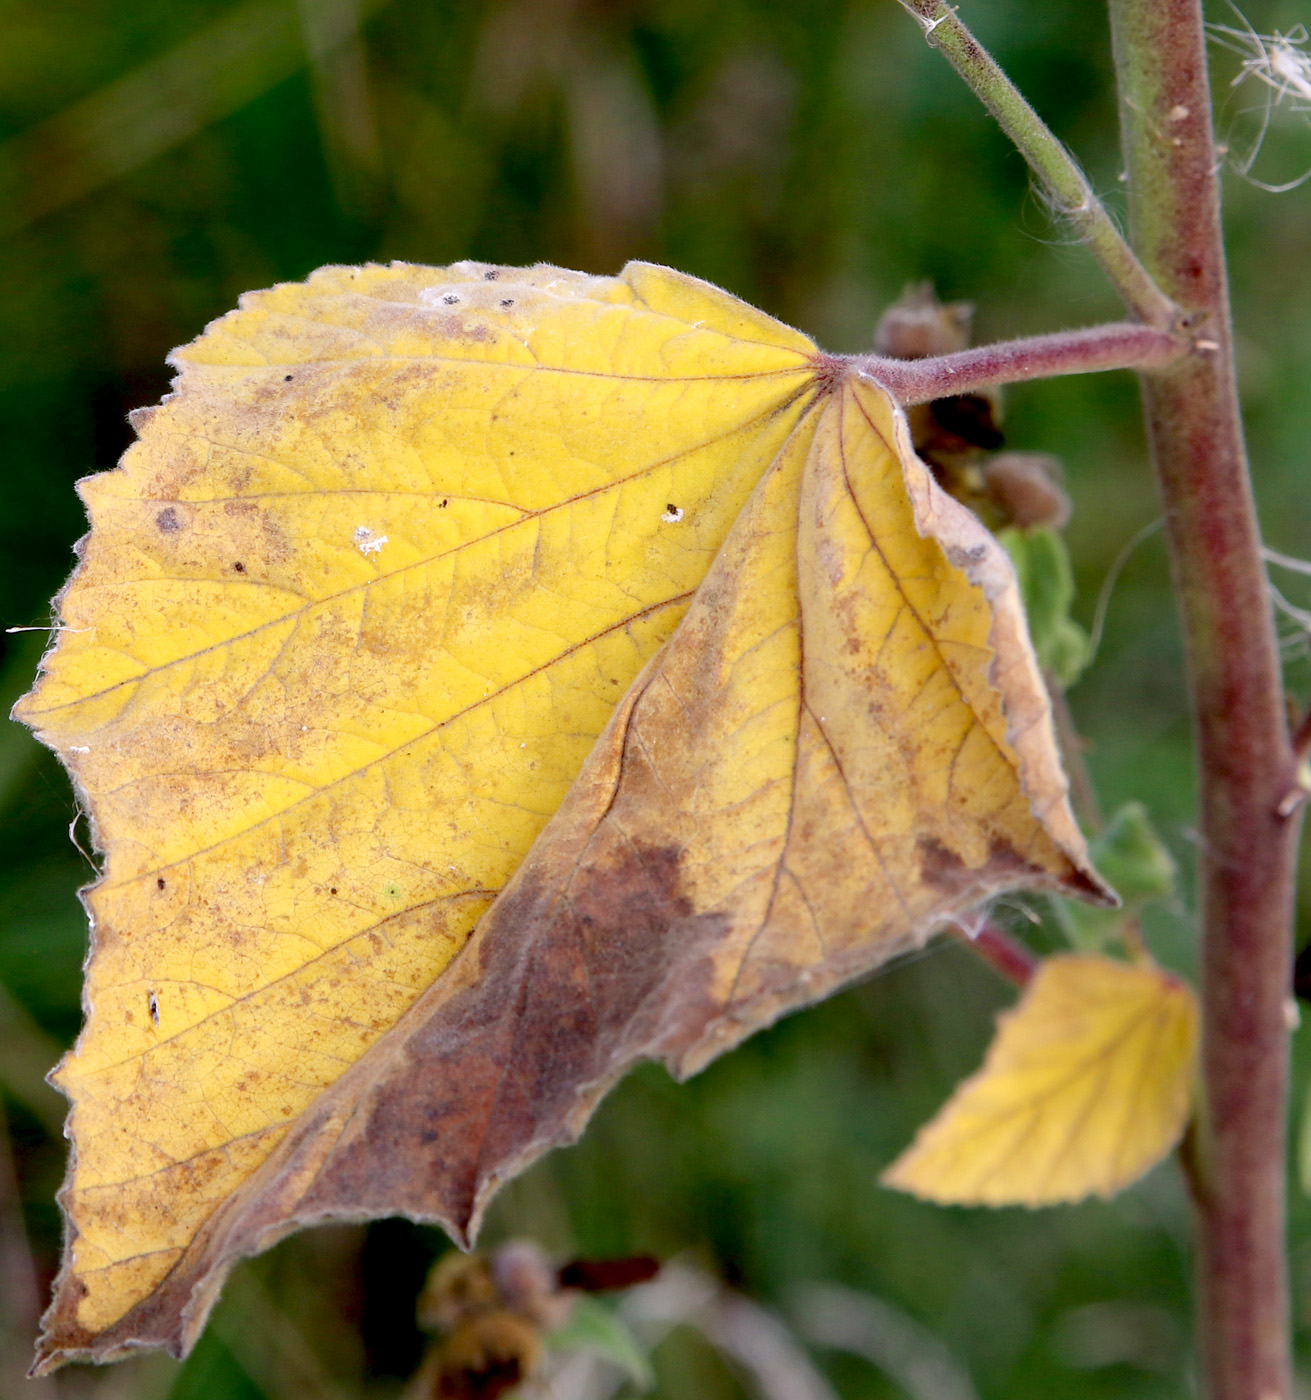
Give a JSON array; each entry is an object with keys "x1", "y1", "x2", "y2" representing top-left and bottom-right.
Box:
[
  {"x1": 1265, "y1": 544, "x2": 1311, "y2": 577},
  {"x1": 1264, "y1": 545, "x2": 1311, "y2": 658},
  {"x1": 1207, "y1": 2, "x2": 1311, "y2": 191}
]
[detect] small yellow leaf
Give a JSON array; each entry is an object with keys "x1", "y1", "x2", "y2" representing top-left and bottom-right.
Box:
[{"x1": 882, "y1": 954, "x2": 1199, "y2": 1206}]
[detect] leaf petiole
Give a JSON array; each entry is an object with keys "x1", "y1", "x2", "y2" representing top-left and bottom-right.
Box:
[
  {"x1": 851, "y1": 319, "x2": 1183, "y2": 405},
  {"x1": 949, "y1": 919, "x2": 1036, "y2": 987}
]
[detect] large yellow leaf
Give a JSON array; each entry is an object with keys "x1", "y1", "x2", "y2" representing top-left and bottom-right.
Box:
[
  {"x1": 17, "y1": 260, "x2": 1107, "y2": 1368},
  {"x1": 882, "y1": 954, "x2": 1199, "y2": 1206}
]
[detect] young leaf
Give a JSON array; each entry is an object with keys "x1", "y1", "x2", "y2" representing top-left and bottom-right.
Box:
[
  {"x1": 998, "y1": 525, "x2": 1090, "y2": 687},
  {"x1": 882, "y1": 954, "x2": 1198, "y2": 1206},
  {"x1": 16, "y1": 260, "x2": 1108, "y2": 1368},
  {"x1": 1057, "y1": 801, "x2": 1177, "y2": 950},
  {"x1": 546, "y1": 1295, "x2": 655, "y2": 1391}
]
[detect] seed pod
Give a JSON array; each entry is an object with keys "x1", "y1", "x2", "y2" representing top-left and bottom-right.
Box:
[
  {"x1": 874, "y1": 282, "x2": 974, "y2": 359},
  {"x1": 432, "y1": 1312, "x2": 543, "y2": 1400},
  {"x1": 984, "y1": 452, "x2": 1072, "y2": 531},
  {"x1": 418, "y1": 1252, "x2": 500, "y2": 1333},
  {"x1": 491, "y1": 1240, "x2": 571, "y2": 1328}
]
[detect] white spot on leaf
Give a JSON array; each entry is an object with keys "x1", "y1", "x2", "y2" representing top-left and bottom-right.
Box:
[
  {"x1": 661, "y1": 504, "x2": 684, "y2": 524},
  {"x1": 354, "y1": 526, "x2": 388, "y2": 556}
]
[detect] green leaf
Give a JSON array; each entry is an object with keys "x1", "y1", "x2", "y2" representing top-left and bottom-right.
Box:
[
  {"x1": 999, "y1": 525, "x2": 1091, "y2": 687},
  {"x1": 1090, "y1": 802, "x2": 1177, "y2": 903},
  {"x1": 1057, "y1": 802, "x2": 1177, "y2": 950},
  {"x1": 546, "y1": 1295, "x2": 655, "y2": 1391}
]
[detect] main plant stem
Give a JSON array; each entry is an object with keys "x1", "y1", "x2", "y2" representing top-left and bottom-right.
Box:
[
  {"x1": 1107, "y1": 3, "x2": 1301, "y2": 1396},
  {"x1": 895, "y1": 1, "x2": 1302, "y2": 1393}
]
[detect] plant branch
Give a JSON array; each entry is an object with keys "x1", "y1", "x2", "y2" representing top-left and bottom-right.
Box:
[
  {"x1": 849, "y1": 320, "x2": 1182, "y2": 404},
  {"x1": 1107, "y1": 2, "x2": 1301, "y2": 1397},
  {"x1": 950, "y1": 920, "x2": 1035, "y2": 987},
  {"x1": 897, "y1": 0, "x2": 1180, "y2": 330}
]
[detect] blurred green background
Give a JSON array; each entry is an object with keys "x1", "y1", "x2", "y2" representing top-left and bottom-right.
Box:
[{"x1": 1, "y1": 0, "x2": 1309, "y2": 1396}]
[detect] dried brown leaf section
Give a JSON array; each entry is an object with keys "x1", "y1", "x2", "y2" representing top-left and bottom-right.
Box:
[{"x1": 18, "y1": 261, "x2": 1105, "y2": 1368}]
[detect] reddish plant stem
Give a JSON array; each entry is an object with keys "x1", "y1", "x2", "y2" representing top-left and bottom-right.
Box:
[
  {"x1": 847, "y1": 320, "x2": 1182, "y2": 404},
  {"x1": 1107, "y1": 2, "x2": 1302, "y2": 1397},
  {"x1": 951, "y1": 921, "x2": 1036, "y2": 987}
]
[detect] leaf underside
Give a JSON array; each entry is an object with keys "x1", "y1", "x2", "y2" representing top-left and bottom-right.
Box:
[{"x1": 16, "y1": 260, "x2": 1105, "y2": 1369}]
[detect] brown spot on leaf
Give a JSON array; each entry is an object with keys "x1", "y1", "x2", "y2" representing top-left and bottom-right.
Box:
[
  {"x1": 441, "y1": 316, "x2": 493, "y2": 343},
  {"x1": 915, "y1": 837, "x2": 974, "y2": 898},
  {"x1": 285, "y1": 836, "x2": 719, "y2": 1231},
  {"x1": 981, "y1": 836, "x2": 1050, "y2": 885},
  {"x1": 917, "y1": 834, "x2": 1102, "y2": 905},
  {"x1": 155, "y1": 507, "x2": 181, "y2": 534}
]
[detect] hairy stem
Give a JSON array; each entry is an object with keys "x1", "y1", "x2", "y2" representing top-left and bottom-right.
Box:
[
  {"x1": 1107, "y1": 2, "x2": 1301, "y2": 1397},
  {"x1": 898, "y1": 0, "x2": 1179, "y2": 329},
  {"x1": 849, "y1": 320, "x2": 1182, "y2": 404}
]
